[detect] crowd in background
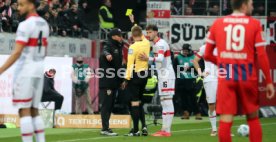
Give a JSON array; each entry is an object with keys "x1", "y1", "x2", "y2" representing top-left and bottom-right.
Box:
[
  {"x1": 0, "y1": 0, "x2": 275, "y2": 38},
  {"x1": 169, "y1": 0, "x2": 268, "y2": 16},
  {"x1": 0, "y1": 0, "x2": 90, "y2": 37}
]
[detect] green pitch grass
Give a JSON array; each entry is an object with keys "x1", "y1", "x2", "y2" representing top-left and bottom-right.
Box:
[{"x1": 0, "y1": 116, "x2": 275, "y2": 142}]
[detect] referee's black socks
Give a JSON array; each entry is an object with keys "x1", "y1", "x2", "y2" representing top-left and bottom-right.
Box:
[
  {"x1": 139, "y1": 104, "x2": 146, "y2": 128},
  {"x1": 131, "y1": 106, "x2": 140, "y2": 132}
]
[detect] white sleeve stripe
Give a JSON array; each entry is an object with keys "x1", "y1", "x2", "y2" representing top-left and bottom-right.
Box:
[
  {"x1": 206, "y1": 38, "x2": 215, "y2": 44},
  {"x1": 255, "y1": 42, "x2": 267, "y2": 47}
]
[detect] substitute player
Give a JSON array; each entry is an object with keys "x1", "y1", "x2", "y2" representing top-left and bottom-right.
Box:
[
  {"x1": 194, "y1": 45, "x2": 218, "y2": 136},
  {"x1": 0, "y1": 0, "x2": 49, "y2": 142},
  {"x1": 204, "y1": 0, "x2": 275, "y2": 142},
  {"x1": 139, "y1": 25, "x2": 175, "y2": 137}
]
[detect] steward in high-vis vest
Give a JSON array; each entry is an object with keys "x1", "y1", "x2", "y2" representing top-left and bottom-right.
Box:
[
  {"x1": 143, "y1": 75, "x2": 158, "y2": 103},
  {"x1": 99, "y1": 0, "x2": 115, "y2": 29}
]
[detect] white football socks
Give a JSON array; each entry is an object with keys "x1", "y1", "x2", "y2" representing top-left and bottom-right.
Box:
[
  {"x1": 161, "y1": 99, "x2": 174, "y2": 133},
  {"x1": 208, "y1": 110, "x2": 217, "y2": 132},
  {"x1": 20, "y1": 116, "x2": 34, "y2": 142},
  {"x1": 33, "y1": 116, "x2": 45, "y2": 142}
]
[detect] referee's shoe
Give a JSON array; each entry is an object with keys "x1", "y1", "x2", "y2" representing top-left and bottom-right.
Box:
[{"x1": 100, "y1": 129, "x2": 118, "y2": 136}]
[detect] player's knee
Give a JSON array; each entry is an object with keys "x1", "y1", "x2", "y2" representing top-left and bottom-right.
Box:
[
  {"x1": 19, "y1": 108, "x2": 31, "y2": 117},
  {"x1": 246, "y1": 111, "x2": 259, "y2": 120},
  {"x1": 31, "y1": 108, "x2": 39, "y2": 117},
  {"x1": 208, "y1": 103, "x2": 216, "y2": 112},
  {"x1": 131, "y1": 101, "x2": 140, "y2": 106},
  {"x1": 220, "y1": 114, "x2": 234, "y2": 123},
  {"x1": 58, "y1": 94, "x2": 64, "y2": 101}
]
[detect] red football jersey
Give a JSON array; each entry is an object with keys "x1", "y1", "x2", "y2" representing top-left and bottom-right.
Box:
[{"x1": 204, "y1": 13, "x2": 272, "y2": 84}]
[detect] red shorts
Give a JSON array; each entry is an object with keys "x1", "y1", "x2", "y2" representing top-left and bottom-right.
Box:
[{"x1": 216, "y1": 80, "x2": 259, "y2": 115}]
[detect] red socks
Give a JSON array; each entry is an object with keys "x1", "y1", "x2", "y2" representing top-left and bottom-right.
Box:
[
  {"x1": 247, "y1": 118, "x2": 262, "y2": 142},
  {"x1": 219, "y1": 118, "x2": 262, "y2": 142},
  {"x1": 219, "y1": 121, "x2": 233, "y2": 142}
]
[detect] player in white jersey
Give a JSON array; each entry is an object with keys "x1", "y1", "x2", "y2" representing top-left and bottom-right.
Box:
[
  {"x1": 193, "y1": 45, "x2": 218, "y2": 136},
  {"x1": 0, "y1": 0, "x2": 49, "y2": 142},
  {"x1": 139, "y1": 25, "x2": 175, "y2": 137}
]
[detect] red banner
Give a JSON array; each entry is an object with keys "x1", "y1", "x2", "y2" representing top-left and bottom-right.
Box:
[
  {"x1": 150, "y1": 10, "x2": 171, "y2": 18},
  {"x1": 259, "y1": 17, "x2": 276, "y2": 106}
]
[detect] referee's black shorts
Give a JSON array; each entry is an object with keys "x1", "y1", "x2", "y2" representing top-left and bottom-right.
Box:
[{"x1": 127, "y1": 71, "x2": 148, "y2": 102}]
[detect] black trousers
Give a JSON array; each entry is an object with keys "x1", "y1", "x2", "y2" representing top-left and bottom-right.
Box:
[
  {"x1": 41, "y1": 90, "x2": 64, "y2": 110},
  {"x1": 177, "y1": 78, "x2": 200, "y2": 114},
  {"x1": 99, "y1": 88, "x2": 117, "y2": 131}
]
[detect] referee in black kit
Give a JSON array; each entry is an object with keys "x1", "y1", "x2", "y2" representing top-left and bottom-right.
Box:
[
  {"x1": 99, "y1": 28, "x2": 124, "y2": 136},
  {"x1": 121, "y1": 26, "x2": 150, "y2": 136}
]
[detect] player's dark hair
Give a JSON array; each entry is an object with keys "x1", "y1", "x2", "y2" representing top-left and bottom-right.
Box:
[
  {"x1": 131, "y1": 26, "x2": 143, "y2": 37},
  {"x1": 27, "y1": 0, "x2": 36, "y2": 5},
  {"x1": 27, "y1": 0, "x2": 39, "y2": 8},
  {"x1": 146, "y1": 25, "x2": 158, "y2": 32},
  {"x1": 231, "y1": 0, "x2": 249, "y2": 10}
]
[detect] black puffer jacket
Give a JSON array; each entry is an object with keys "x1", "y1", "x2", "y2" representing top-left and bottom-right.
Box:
[{"x1": 99, "y1": 37, "x2": 124, "y2": 89}]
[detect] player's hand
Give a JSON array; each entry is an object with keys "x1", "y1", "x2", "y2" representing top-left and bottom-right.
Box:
[
  {"x1": 106, "y1": 54, "x2": 113, "y2": 61},
  {"x1": 138, "y1": 52, "x2": 149, "y2": 61},
  {"x1": 202, "y1": 72, "x2": 210, "y2": 78},
  {"x1": 129, "y1": 14, "x2": 135, "y2": 23},
  {"x1": 266, "y1": 83, "x2": 275, "y2": 100},
  {"x1": 121, "y1": 81, "x2": 128, "y2": 90}
]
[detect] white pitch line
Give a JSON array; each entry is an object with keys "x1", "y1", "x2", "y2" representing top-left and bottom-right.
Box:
[{"x1": 55, "y1": 122, "x2": 276, "y2": 142}]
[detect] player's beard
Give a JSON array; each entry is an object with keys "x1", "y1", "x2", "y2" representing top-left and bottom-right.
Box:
[{"x1": 18, "y1": 11, "x2": 28, "y2": 21}]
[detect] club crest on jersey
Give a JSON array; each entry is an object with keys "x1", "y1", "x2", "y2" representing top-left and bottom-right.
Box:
[{"x1": 128, "y1": 49, "x2": 133, "y2": 55}]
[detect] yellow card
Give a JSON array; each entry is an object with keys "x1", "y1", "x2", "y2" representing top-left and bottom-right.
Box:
[{"x1": 126, "y1": 9, "x2": 133, "y2": 16}]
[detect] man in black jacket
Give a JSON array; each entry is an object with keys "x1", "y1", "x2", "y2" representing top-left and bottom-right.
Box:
[
  {"x1": 98, "y1": 28, "x2": 124, "y2": 136},
  {"x1": 41, "y1": 69, "x2": 64, "y2": 111}
]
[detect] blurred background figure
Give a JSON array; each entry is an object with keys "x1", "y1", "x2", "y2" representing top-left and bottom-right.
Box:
[
  {"x1": 184, "y1": 6, "x2": 194, "y2": 15},
  {"x1": 41, "y1": 69, "x2": 64, "y2": 111},
  {"x1": 174, "y1": 44, "x2": 202, "y2": 120},
  {"x1": 71, "y1": 56, "x2": 93, "y2": 114},
  {"x1": 171, "y1": 0, "x2": 182, "y2": 15},
  {"x1": 99, "y1": 0, "x2": 114, "y2": 30},
  {"x1": 1, "y1": 0, "x2": 19, "y2": 32}
]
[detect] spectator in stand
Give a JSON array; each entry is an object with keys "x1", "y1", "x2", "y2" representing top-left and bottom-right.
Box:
[
  {"x1": 0, "y1": 1, "x2": 6, "y2": 13},
  {"x1": 184, "y1": 6, "x2": 194, "y2": 15},
  {"x1": 99, "y1": 0, "x2": 114, "y2": 29},
  {"x1": 37, "y1": 0, "x2": 50, "y2": 17},
  {"x1": 208, "y1": 4, "x2": 220, "y2": 16},
  {"x1": 78, "y1": 0, "x2": 90, "y2": 36},
  {"x1": 57, "y1": 2, "x2": 70, "y2": 36},
  {"x1": 48, "y1": 9, "x2": 59, "y2": 35},
  {"x1": 1, "y1": 0, "x2": 19, "y2": 32},
  {"x1": 49, "y1": 0, "x2": 61, "y2": 10},
  {"x1": 171, "y1": 0, "x2": 182, "y2": 15},
  {"x1": 66, "y1": 3, "x2": 82, "y2": 37},
  {"x1": 253, "y1": 5, "x2": 265, "y2": 16}
]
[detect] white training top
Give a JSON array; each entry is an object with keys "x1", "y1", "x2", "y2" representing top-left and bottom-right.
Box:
[
  {"x1": 196, "y1": 45, "x2": 218, "y2": 82},
  {"x1": 150, "y1": 38, "x2": 175, "y2": 79},
  {"x1": 14, "y1": 14, "x2": 49, "y2": 79}
]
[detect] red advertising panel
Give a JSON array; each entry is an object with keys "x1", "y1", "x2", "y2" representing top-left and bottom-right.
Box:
[{"x1": 259, "y1": 17, "x2": 276, "y2": 106}]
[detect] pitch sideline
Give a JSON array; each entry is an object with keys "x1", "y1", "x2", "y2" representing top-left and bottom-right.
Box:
[{"x1": 56, "y1": 122, "x2": 276, "y2": 142}]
